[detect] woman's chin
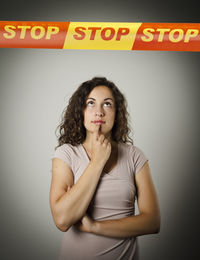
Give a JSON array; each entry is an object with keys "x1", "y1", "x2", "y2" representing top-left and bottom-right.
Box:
[{"x1": 86, "y1": 126, "x2": 111, "y2": 137}]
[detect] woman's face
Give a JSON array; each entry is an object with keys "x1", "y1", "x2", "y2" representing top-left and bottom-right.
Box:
[{"x1": 83, "y1": 86, "x2": 116, "y2": 138}]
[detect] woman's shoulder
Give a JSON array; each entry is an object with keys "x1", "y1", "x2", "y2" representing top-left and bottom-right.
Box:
[
  {"x1": 54, "y1": 143, "x2": 81, "y2": 156},
  {"x1": 119, "y1": 142, "x2": 135, "y2": 151},
  {"x1": 119, "y1": 142, "x2": 148, "y2": 174},
  {"x1": 119, "y1": 142, "x2": 146, "y2": 157},
  {"x1": 52, "y1": 143, "x2": 81, "y2": 165}
]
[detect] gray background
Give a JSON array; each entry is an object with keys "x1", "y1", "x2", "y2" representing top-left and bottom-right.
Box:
[{"x1": 0, "y1": 0, "x2": 199, "y2": 259}]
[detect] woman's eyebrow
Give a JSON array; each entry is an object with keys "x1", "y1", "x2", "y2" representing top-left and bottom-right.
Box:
[{"x1": 86, "y1": 97, "x2": 114, "y2": 101}]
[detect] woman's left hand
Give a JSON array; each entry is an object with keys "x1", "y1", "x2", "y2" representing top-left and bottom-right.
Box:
[{"x1": 75, "y1": 214, "x2": 96, "y2": 233}]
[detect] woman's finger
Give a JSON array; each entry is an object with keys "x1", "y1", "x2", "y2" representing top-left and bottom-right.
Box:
[{"x1": 93, "y1": 124, "x2": 100, "y2": 141}]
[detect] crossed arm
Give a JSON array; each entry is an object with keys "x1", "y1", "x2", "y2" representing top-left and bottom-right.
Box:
[{"x1": 75, "y1": 161, "x2": 161, "y2": 238}]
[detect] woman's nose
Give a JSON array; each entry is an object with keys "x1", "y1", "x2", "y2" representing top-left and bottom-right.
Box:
[
  {"x1": 94, "y1": 104, "x2": 105, "y2": 117},
  {"x1": 95, "y1": 111, "x2": 104, "y2": 117}
]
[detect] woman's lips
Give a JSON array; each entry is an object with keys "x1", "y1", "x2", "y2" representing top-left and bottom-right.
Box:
[{"x1": 92, "y1": 120, "x2": 105, "y2": 124}]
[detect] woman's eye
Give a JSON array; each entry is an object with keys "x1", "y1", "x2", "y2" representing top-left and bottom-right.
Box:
[
  {"x1": 87, "y1": 101, "x2": 112, "y2": 107},
  {"x1": 87, "y1": 101, "x2": 94, "y2": 106},
  {"x1": 104, "y1": 102, "x2": 111, "y2": 107}
]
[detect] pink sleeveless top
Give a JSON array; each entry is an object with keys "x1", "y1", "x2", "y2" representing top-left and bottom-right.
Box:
[{"x1": 52, "y1": 142, "x2": 148, "y2": 260}]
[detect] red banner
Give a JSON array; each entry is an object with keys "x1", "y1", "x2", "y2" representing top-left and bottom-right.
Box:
[{"x1": 0, "y1": 21, "x2": 199, "y2": 51}]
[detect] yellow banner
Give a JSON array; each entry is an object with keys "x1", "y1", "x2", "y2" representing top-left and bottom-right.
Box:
[{"x1": 63, "y1": 22, "x2": 142, "y2": 50}]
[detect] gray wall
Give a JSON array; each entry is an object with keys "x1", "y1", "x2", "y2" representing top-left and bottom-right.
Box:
[{"x1": 0, "y1": 1, "x2": 199, "y2": 259}]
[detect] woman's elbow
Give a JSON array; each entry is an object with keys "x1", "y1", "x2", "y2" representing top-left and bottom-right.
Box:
[
  {"x1": 57, "y1": 224, "x2": 69, "y2": 232},
  {"x1": 152, "y1": 224, "x2": 160, "y2": 234},
  {"x1": 151, "y1": 214, "x2": 161, "y2": 234},
  {"x1": 54, "y1": 213, "x2": 82, "y2": 232},
  {"x1": 53, "y1": 215, "x2": 70, "y2": 232},
  {"x1": 55, "y1": 219, "x2": 70, "y2": 232}
]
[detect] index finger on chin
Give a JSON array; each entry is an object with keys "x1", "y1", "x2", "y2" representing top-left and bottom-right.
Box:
[{"x1": 93, "y1": 124, "x2": 100, "y2": 140}]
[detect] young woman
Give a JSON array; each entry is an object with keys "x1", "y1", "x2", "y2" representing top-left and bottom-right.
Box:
[{"x1": 49, "y1": 77, "x2": 160, "y2": 260}]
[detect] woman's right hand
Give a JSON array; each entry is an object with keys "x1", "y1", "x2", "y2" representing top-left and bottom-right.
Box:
[{"x1": 90, "y1": 124, "x2": 111, "y2": 166}]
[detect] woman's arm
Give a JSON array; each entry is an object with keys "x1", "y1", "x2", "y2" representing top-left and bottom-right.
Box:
[
  {"x1": 50, "y1": 124, "x2": 111, "y2": 232},
  {"x1": 50, "y1": 158, "x2": 105, "y2": 232},
  {"x1": 79, "y1": 161, "x2": 161, "y2": 238},
  {"x1": 92, "y1": 213, "x2": 160, "y2": 238}
]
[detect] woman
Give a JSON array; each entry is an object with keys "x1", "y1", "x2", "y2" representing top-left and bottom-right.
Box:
[{"x1": 49, "y1": 77, "x2": 160, "y2": 260}]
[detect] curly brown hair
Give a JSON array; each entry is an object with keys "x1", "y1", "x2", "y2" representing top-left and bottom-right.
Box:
[{"x1": 55, "y1": 77, "x2": 133, "y2": 149}]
